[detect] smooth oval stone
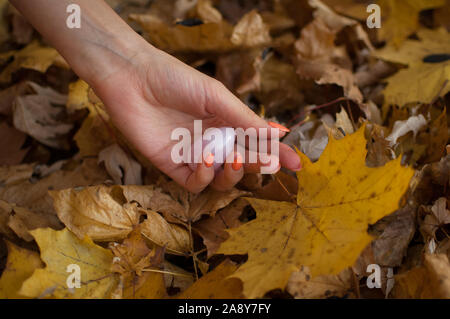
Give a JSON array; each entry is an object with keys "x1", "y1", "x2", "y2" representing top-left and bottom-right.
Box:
[{"x1": 189, "y1": 127, "x2": 236, "y2": 171}]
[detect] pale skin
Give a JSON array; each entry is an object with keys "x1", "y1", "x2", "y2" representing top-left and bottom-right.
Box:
[{"x1": 10, "y1": 0, "x2": 302, "y2": 193}]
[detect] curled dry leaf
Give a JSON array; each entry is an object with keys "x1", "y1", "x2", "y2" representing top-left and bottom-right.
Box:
[
  {"x1": 20, "y1": 228, "x2": 119, "y2": 299},
  {"x1": 194, "y1": 198, "x2": 248, "y2": 257},
  {"x1": 392, "y1": 253, "x2": 450, "y2": 298},
  {"x1": 50, "y1": 185, "x2": 141, "y2": 242},
  {"x1": 98, "y1": 144, "x2": 143, "y2": 185},
  {"x1": 140, "y1": 209, "x2": 190, "y2": 255},
  {"x1": 0, "y1": 158, "x2": 108, "y2": 216},
  {"x1": 0, "y1": 200, "x2": 62, "y2": 241},
  {"x1": 12, "y1": 82, "x2": 73, "y2": 149},
  {"x1": 110, "y1": 229, "x2": 167, "y2": 299}
]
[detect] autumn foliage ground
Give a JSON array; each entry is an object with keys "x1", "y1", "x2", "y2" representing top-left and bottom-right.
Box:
[{"x1": 0, "y1": 0, "x2": 449, "y2": 299}]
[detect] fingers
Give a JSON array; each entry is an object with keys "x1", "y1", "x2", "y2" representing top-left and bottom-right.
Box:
[
  {"x1": 211, "y1": 152, "x2": 244, "y2": 191},
  {"x1": 279, "y1": 143, "x2": 302, "y2": 171},
  {"x1": 184, "y1": 153, "x2": 215, "y2": 193}
]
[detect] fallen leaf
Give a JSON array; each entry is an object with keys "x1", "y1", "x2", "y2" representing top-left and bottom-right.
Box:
[
  {"x1": 12, "y1": 82, "x2": 73, "y2": 149},
  {"x1": 0, "y1": 122, "x2": 28, "y2": 165},
  {"x1": 0, "y1": 200, "x2": 62, "y2": 241},
  {"x1": 378, "y1": 0, "x2": 445, "y2": 47},
  {"x1": 20, "y1": 228, "x2": 119, "y2": 298},
  {"x1": 217, "y1": 125, "x2": 414, "y2": 298},
  {"x1": 50, "y1": 185, "x2": 141, "y2": 242},
  {"x1": 0, "y1": 241, "x2": 43, "y2": 298},
  {"x1": 287, "y1": 267, "x2": 355, "y2": 299},
  {"x1": 386, "y1": 114, "x2": 427, "y2": 146},
  {"x1": 110, "y1": 229, "x2": 167, "y2": 299},
  {"x1": 140, "y1": 209, "x2": 190, "y2": 255},
  {"x1": 177, "y1": 259, "x2": 243, "y2": 299},
  {"x1": 194, "y1": 198, "x2": 247, "y2": 257},
  {"x1": 98, "y1": 144, "x2": 142, "y2": 185},
  {"x1": 0, "y1": 40, "x2": 68, "y2": 82},
  {"x1": 375, "y1": 28, "x2": 450, "y2": 106},
  {"x1": 392, "y1": 253, "x2": 450, "y2": 298}
]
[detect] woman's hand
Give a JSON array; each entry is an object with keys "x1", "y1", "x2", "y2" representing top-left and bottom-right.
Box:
[
  {"x1": 93, "y1": 44, "x2": 301, "y2": 193},
  {"x1": 10, "y1": 0, "x2": 301, "y2": 193}
]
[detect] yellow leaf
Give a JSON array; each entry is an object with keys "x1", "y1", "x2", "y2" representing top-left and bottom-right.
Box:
[
  {"x1": 378, "y1": 0, "x2": 445, "y2": 47},
  {"x1": 177, "y1": 259, "x2": 243, "y2": 299},
  {"x1": 0, "y1": 40, "x2": 68, "y2": 82},
  {"x1": 0, "y1": 241, "x2": 43, "y2": 298},
  {"x1": 375, "y1": 28, "x2": 450, "y2": 106},
  {"x1": 217, "y1": 125, "x2": 414, "y2": 298},
  {"x1": 50, "y1": 185, "x2": 141, "y2": 242},
  {"x1": 20, "y1": 228, "x2": 118, "y2": 298},
  {"x1": 392, "y1": 254, "x2": 450, "y2": 298}
]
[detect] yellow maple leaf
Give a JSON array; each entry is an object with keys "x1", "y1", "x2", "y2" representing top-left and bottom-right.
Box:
[
  {"x1": 378, "y1": 0, "x2": 445, "y2": 47},
  {"x1": 0, "y1": 241, "x2": 43, "y2": 298},
  {"x1": 177, "y1": 259, "x2": 243, "y2": 299},
  {"x1": 20, "y1": 228, "x2": 119, "y2": 298},
  {"x1": 217, "y1": 125, "x2": 414, "y2": 298},
  {"x1": 375, "y1": 28, "x2": 450, "y2": 107}
]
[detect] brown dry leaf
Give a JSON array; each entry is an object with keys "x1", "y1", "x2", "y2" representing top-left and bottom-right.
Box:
[
  {"x1": 0, "y1": 163, "x2": 33, "y2": 186},
  {"x1": 8, "y1": 5, "x2": 34, "y2": 45},
  {"x1": 366, "y1": 124, "x2": 392, "y2": 167},
  {"x1": 230, "y1": 10, "x2": 271, "y2": 47},
  {"x1": 120, "y1": 180, "x2": 249, "y2": 224},
  {"x1": 140, "y1": 209, "x2": 190, "y2": 255},
  {"x1": 0, "y1": 122, "x2": 28, "y2": 165},
  {"x1": 0, "y1": 241, "x2": 44, "y2": 299},
  {"x1": 50, "y1": 185, "x2": 141, "y2": 242},
  {"x1": 287, "y1": 267, "x2": 355, "y2": 299},
  {"x1": 422, "y1": 108, "x2": 448, "y2": 163},
  {"x1": 0, "y1": 158, "x2": 108, "y2": 216},
  {"x1": 98, "y1": 143, "x2": 142, "y2": 185},
  {"x1": 294, "y1": 17, "x2": 362, "y2": 102},
  {"x1": 12, "y1": 82, "x2": 73, "y2": 149},
  {"x1": 195, "y1": 0, "x2": 223, "y2": 24},
  {"x1": 194, "y1": 198, "x2": 247, "y2": 257},
  {"x1": 0, "y1": 40, "x2": 68, "y2": 82},
  {"x1": 0, "y1": 200, "x2": 62, "y2": 241},
  {"x1": 110, "y1": 229, "x2": 167, "y2": 299},
  {"x1": 131, "y1": 9, "x2": 270, "y2": 52},
  {"x1": 392, "y1": 253, "x2": 450, "y2": 298},
  {"x1": 255, "y1": 171, "x2": 298, "y2": 202},
  {"x1": 177, "y1": 259, "x2": 243, "y2": 299},
  {"x1": 371, "y1": 204, "x2": 417, "y2": 267},
  {"x1": 420, "y1": 197, "x2": 450, "y2": 240}
]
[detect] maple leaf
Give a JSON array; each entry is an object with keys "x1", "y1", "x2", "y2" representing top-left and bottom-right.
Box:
[
  {"x1": 177, "y1": 259, "x2": 243, "y2": 299},
  {"x1": 378, "y1": 0, "x2": 445, "y2": 47},
  {"x1": 20, "y1": 228, "x2": 119, "y2": 298},
  {"x1": 0, "y1": 240, "x2": 43, "y2": 298},
  {"x1": 217, "y1": 125, "x2": 414, "y2": 298},
  {"x1": 375, "y1": 28, "x2": 450, "y2": 106}
]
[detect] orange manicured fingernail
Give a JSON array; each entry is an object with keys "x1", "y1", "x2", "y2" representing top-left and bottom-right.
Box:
[
  {"x1": 232, "y1": 154, "x2": 243, "y2": 171},
  {"x1": 268, "y1": 121, "x2": 290, "y2": 133},
  {"x1": 204, "y1": 153, "x2": 214, "y2": 168}
]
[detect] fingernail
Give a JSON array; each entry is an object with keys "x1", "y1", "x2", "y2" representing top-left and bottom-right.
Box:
[
  {"x1": 292, "y1": 160, "x2": 302, "y2": 172},
  {"x1": 204, "y1": 153, "x2": 214, "y2": 168},
  {"x1": 268, "y1": 121, "x2": 290, "y2": 133},
  {"x1": 232, "y1": 154, "x2": 243, "y2": 171}
]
